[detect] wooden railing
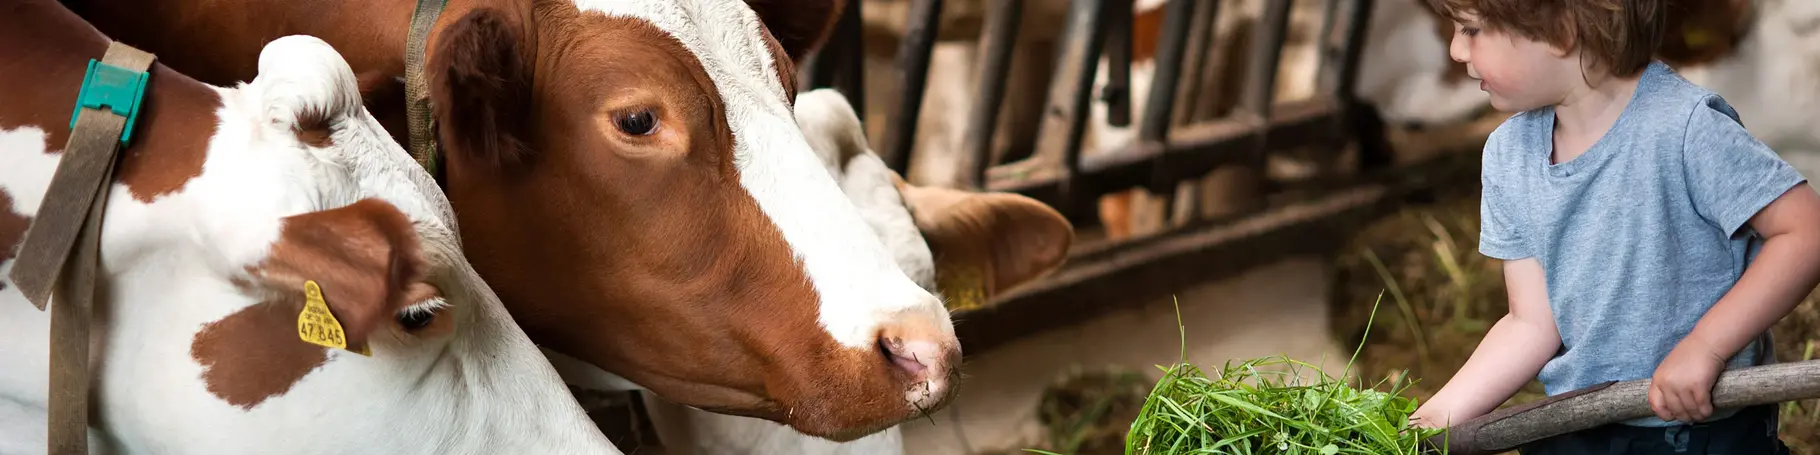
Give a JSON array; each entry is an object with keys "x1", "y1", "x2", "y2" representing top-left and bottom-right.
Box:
[{"x1": 801, "y1": 0, "x2": 1485, "y2": 354}]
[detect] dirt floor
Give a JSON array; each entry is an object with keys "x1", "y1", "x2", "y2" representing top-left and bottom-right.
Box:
[{"x1": 984, "y1": 184, "x2": 1820, "y2": 455}]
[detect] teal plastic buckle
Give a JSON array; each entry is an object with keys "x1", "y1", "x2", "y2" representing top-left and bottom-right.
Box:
[{"x1": 68, "y1": 59, "x2": 151, "y2": 148}]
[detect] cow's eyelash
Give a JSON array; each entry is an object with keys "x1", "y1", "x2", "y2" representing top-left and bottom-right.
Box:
[{"x1": 402, "y1": 297, "x2": 449, "y2": 315}]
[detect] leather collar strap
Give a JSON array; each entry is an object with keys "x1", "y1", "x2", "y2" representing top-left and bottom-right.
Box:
[
  {"x1": 405, "y1": 0, "x2": 447, "y2": 185},
  {"x1": 7, "y1": 41, "x2": 156, "y2": 455}
]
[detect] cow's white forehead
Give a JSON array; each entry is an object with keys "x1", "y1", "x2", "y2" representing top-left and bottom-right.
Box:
[
  {"x1": 574, "y1": 0, "x2": 791, "y2": 113},
  {"x1": 574, "y1": 0, "x2": 944, "y2": 349}
]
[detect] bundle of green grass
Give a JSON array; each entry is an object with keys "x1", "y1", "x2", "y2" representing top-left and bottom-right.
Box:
[{"x1": 1073, "y1": 297, "x2": 1447, "y2": 455}]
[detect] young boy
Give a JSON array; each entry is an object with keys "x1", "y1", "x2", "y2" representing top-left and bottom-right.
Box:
[{"x1": 1407, "y1": 0, "x2": 1820, "y2": 453}]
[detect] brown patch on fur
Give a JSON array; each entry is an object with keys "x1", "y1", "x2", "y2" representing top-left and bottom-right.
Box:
[
  {"x1": 0, "y1": 192, "x2": 29, "y2": 291},
  {"x1": 293, "y1": 109, "x2": 334, "y2": 148},
  {"x1": 66, "y1": 0, "x2": 417, "y2": 88},
  {"x1": 248, "y1": 198, "x2": 429, "y2": 354},
  {"x1": 190, "y1": 296, "x2": 330, "y2": 409},
  {"x1": 114, "y1": 67, "x2": 218, "y2": 202},
  {"x1": 745, "y1": 0, "x2": 845, "y2": 63},
  {"x1": 190, "y1": 198, "x2": 436, "y2": 408},
  {"x1": 0, "y1": 1, "x2": 215, "y2": 204}
]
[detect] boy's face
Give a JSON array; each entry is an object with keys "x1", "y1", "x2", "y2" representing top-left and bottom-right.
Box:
[{"x1": 1447, "y1": 11, "x2": 1578, "y2": 112}]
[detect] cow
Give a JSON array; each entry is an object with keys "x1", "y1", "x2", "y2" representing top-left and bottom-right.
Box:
[
  {"x1": 593, "y1": 88, "x2": 1074, "y2": 454},
  {"x1": 58, "y1": 0, "x2": 983, "y2": 441},
  {"x1": 0, "y1": 2, "x2": 623, "y2": 453},
  {"x1": 861, "y1": 0, "x2": 1488, "y2": 242},
  {"x1": 1654, "y1": 0, "x2": 1820, "y2": 178}
]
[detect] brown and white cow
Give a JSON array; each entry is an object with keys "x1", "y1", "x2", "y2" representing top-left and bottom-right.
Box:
[
  {"x1": 616, "y1": 88, "x2": 1074, "y2": 455},
  {"x1": 0, "y1": 2, "x2": 621, "y2": 452},
  {"x1": 60, "y1": 0, "x2": 979, "y2": 440}
]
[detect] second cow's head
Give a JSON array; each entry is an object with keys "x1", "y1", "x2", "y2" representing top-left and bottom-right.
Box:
[{"x1": 412, "y1": 0, "x2": 1066, "y2": 440}]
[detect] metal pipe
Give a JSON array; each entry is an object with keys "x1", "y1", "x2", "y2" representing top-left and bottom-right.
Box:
[
  {"x1": 1138, "y1": 0, "x2": 1197, "y2": 144},
  {"x1": 1027, "y1": 0, "x2": 1110, "y2": 217},
  {"x1": 880, "y1": 0, "x2": 944, "y2": 175},
  {"x1": 962, "y1": 0, "x2": 1026, "y2": 190},
  {"x1": 1314, "y1": 0, "x2": 1340, "y2": 91},
  {"x1": 1240, "y1": 0, "x2": 1295, "y2": 120},
  {"x1": 1103, "y1": 0, "x2": 1133, "y2": 128},
  {"x1": 1171, "y1": 0, "x2": 1222, "y2": 127},
  {"x1": 1335, "y1": 0, "x2": 1374, "y2": 102},
  {"x1": 807, "y1": 0, "x2": 866, "y2": 115},
  {"x1": 1333, "y1": 0, "x2": 1392, "y2": 171}
]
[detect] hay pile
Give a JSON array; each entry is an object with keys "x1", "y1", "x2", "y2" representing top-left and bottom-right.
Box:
[
  {"x1": 1017, "y1": 300, "x2": 1445, "y2": 455},
  {"x1": 1118, "y1": 346, "x2": 1444, "y2": 454}
]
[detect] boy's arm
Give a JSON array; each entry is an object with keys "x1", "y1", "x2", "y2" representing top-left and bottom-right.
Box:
[
  {"x1": 1411, "y1": 257, "x2": 1561, "y2": 428},
  {"x1": 1652, "y1": 183, "x2": 1820, "y2": 422}
]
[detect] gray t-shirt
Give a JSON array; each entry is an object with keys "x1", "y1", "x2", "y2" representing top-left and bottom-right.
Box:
[{"x1": 1478, "y1": 61, "x2": 1808, "y2": 427}]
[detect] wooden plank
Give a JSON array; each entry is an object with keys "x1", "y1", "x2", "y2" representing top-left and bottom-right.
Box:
[{"x1": 984, "y1": 97, "x2": 1342, "y2": 217}]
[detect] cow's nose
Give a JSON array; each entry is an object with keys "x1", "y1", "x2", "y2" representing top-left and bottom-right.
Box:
[
  {"x1": 881, "y1": 337, "x2": 941, "y2": 375},
  {"x1": 876, "y1": 316, "x2": 961, "y2": 382}
]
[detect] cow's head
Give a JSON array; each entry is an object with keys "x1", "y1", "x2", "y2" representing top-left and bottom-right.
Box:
[
  {"x1": 420, "y1": 0, "x2": 970, "y2": 439},
  {"x1": 4, "y1": 35, "x2": 613, "y2": 452},
  {"x1": 1659, "y1": 0, "x2": 1755, "y2": 67},
  {"x1": 640, "y1": 87, "x2": 1076, "y2": 452}
]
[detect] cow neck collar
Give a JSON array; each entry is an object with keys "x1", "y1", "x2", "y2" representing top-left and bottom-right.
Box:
[{"x1": 405, "y1": 0, "x2": 448, "y2": 187}]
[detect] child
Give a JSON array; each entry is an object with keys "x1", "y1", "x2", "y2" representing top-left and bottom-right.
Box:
[{"x1": 1407, "y1": 0, "x2": 1820, "y2": 453}]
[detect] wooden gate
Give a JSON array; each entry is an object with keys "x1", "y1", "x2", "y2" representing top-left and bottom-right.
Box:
[{"x1": 802, "y1": 0, "x2": 1485, "y2": 354}]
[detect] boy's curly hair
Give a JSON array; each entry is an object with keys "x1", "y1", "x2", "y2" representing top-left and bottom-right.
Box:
[{"x1": 1425, "y1": 0, "x2": 1667, "y2": 78}]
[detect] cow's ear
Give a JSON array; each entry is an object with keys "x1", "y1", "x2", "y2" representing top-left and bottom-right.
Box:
[
  {"x1": 356, "y1": 71, "x2": 410, "y2": 147},
  {"x1": 746, "y1": 0, "x2": 845, "y2": 63},
  {"x1": 427, "y1": 7, "x2": 535, "y2": 167},
  {"x1": 247, "y1": 198, "x2": 436, "y2": 353},
  {"x1": 896, "y1": 181, "x2": 1074, "y2": 306}
]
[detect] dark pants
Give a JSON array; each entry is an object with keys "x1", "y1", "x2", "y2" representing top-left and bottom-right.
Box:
[{"x1": 1517, "y1": 405, "x2": 1789, "y2": 455}]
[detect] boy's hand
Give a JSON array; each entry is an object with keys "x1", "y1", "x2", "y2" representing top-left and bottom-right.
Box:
[{"x1": 1648, "y1": 336, "x2": 1727, "y2": 423}]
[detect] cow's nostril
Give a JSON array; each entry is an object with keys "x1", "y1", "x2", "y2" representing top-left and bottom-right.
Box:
[{"x1": 879, "y1": 336, "x2": 932, "y2": 376}]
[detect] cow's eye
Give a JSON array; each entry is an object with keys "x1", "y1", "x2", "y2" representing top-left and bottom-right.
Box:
[
  {"x1": 397, "y1": 307, "x2": 436, "y2": 331},
  {"x1": 614, "y1": 110, "x2": 658, "y2": 136}
]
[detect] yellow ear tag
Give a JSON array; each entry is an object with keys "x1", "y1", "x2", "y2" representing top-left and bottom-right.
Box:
[
  {"x1": 297, "y1": 280, "x2": 372, "y2": 356},
  {"x1": 1683, "y1": 26, "x2": 1714, "y2": 48},
  {"x1": 937, "y1": 265, "x2": 987, "y2": 313}
]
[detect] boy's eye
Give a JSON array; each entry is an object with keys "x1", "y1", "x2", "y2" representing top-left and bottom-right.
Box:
[{"x1": 1460, "y1": 27, "x2": 1481, "y2": 37}]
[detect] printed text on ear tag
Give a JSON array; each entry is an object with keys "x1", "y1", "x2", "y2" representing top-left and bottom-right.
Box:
[{"x1": 297, "y1": 280, "x2": 372, "y2": 356}]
